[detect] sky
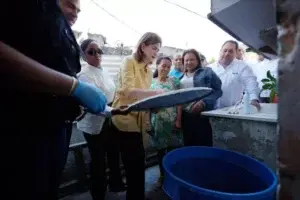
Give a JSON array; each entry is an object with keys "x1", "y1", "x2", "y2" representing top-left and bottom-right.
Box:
[{"x1": 72, "y1": 0, "x2": 234, "y2": 59}]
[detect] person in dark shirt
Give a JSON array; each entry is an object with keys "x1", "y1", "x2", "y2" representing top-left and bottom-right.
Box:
[
  {"x1": 0, "y1": 1, "x2": 108, "y2": 199},
  {"x1": 58, "y1": 0, "x2": 82, "y2": 168}
]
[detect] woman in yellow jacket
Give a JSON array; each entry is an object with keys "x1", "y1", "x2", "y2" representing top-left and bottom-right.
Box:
[{"x1": 111, "y1": 32, "x2": 163, "y2": 200}]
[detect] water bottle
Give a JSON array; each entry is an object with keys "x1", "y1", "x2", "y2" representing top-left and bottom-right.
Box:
[{"x1": 242, "y1": 91, "x2": 250, "y2": 114}]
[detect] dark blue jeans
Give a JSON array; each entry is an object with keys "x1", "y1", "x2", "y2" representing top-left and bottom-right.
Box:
[{"x1": 1, "y1": 122, "x2": 70, "y2": 200}]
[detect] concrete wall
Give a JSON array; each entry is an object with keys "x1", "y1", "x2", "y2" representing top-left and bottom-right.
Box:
[
  {"x1": 210, "y1": 117, "x2": 277, "y2": 171},
  {"x1": 73, "y1": 30, "x2": 106, "y2": 46}
]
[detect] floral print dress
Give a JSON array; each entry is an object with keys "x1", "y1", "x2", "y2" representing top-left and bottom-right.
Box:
[{"x1": 150, "y1": 77, "x2": 183, "y2": 149}]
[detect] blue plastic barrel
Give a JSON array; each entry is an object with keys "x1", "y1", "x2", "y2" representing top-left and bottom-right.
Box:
[{"x1": 163, "y1": 147, "x2": 277, "y2": 200}]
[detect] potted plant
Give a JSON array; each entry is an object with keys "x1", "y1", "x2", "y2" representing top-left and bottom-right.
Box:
[{"x1": 261, "y1": 70, "x2": 278, "y2": 103}]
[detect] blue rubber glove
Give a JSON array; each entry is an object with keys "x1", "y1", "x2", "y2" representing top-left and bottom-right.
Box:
[{"x1": 71, "y1": 80, "x2": 107, "y2": 114}]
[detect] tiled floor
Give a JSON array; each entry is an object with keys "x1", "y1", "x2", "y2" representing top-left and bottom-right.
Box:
[{"x1": 61, "y1": 166, "x2": 169, "y2": 200}]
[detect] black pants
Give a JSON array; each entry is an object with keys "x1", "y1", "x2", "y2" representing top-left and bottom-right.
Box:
[
  {"x1": 106, "y1": 133, "x2": 124, "y2": 188},
  {"x1": 182, "y1": 111, "x2": 213, "y2": 147},
  {"x1": 1, "y1": 123, "x2": 70, "y2": 200},
  {"x1": 83, "y1": 119, "x2": 123, "y2": 200},
  {"x1": 64, "y1": 122, "x2": 73, "y2": 172},
  {"x1": 110, "y1": 123, "x2": 145, "y2": 200}
]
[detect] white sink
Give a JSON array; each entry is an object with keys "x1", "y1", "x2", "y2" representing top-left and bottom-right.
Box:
[
  {"x1": 221, "y1": 103, "x2": 277, "y2": 115},
  {"x1": 254, "y1": 103, "x2": 277, "y2": 115},
  {"x1": 202, "y1": 103, "x2": 278, "y2": 123}
]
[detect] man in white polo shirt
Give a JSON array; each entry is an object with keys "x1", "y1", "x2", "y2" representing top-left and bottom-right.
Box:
[{"x1": 208, "y1": 40, "x2": 260, "y2": 110}]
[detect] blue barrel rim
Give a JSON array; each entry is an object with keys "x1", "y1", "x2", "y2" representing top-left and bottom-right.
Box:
[{"x1": 162, "y1": 146, "x2": 277, "y2": 198}]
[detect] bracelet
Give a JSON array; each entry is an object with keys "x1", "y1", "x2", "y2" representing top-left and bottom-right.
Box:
[{"x1": 68, "y1": 77, "x2": 78, "y2": 96}]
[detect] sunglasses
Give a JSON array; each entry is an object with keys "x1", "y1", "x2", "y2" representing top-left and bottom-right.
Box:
[{"x1": 87, "y1": 48, "x2": 103, "y2": 56}]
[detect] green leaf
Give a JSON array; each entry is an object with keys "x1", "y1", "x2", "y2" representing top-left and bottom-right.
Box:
[
  {"x1": 271, "y1": 83, "x2": 276, "y2": 89},
  {"x1": 266, "y1": 70, "x2": 272, "y2": 79},
  {"x1": 270, "y1": 75, "x2": 276, "y2": 82},
  {"x1": 262, "y1": 84, "x2": 272, "y2": 90},
  {"x1": 266, "y1": 70, "x2": 276, "y2": 82},
  {"x1": 261, "y1": 78, "x2": 270, "y2": 83}
]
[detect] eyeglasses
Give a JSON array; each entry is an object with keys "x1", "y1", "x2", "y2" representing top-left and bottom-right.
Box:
[{"x1": 87, "y1": 48, "x2": 103, "y2": 56}]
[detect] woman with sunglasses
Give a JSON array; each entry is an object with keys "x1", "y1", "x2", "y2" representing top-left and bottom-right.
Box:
[{"x1": 77, "y1": 39, "x2": 125, "y2": 200}]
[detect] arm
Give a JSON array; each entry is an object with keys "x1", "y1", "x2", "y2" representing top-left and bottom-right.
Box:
[
  {"x1": 201, "y1": 70, "x2": 223, "y2": 111},
  {"x1": 241, "y1": 65, "x2": 260, "y2": 101},
  {"x1": 0, "y1": 41, "x2": 73, "y2": 95},
  {"x1": 1, "y1": 41, "x2": 107, "y2": 113},
  {"x1": 117, "y1": 58, "x2": 162, "y2": 100},
  {"x1": 128, "y1": 88, "x2": 162, "y2": 100}
]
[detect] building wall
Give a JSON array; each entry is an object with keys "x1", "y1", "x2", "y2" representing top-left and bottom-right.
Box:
[
  {"x1": 73, "y1": 30, "x2": 106, "y2": 46},
  {"x1": 159, "y1": 46, "x2": 185, "y2": 57}
]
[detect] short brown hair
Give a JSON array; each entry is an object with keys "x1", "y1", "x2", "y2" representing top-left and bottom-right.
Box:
[{"x1": 134, "y1": 32, "x2": 162, "y2": 63}]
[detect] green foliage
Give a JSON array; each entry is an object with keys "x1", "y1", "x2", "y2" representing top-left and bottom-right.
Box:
[
  {"x1": 261, "y1": 70, "x2": 277, "y2": 101},
  {"x1": 208, "y1": 57, "x2": 216, "y2": 64}
]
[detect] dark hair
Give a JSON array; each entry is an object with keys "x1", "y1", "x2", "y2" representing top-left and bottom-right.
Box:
[
  {"x1": 134, "y1": 32, "x2": 162, "y2": 63},
  {"x1": 80, "y1": 38, "x2": 104, "y2": 61},
  {"x1": 221, "y1": 40, "x2": 239, "y2": 50},
  {"x1": 182, "y1": 49, "x2": 202, "y2": 72},
  {"x1": 80, "y1": 38, "x2": 94, "y2": 52},
  {"x1": 199, "y1": 53, "x2": 206, "y2": 61},
  {"x1": 153, "y1": 56, "x2": 172, "y2": 78}
]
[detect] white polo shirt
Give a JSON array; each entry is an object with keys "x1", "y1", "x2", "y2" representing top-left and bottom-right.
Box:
[{"x1": 208, "y1": 59, "x2": 259, "y2": 108}]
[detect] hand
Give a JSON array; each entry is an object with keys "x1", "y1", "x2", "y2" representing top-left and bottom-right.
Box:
[
  {"x1": 190, "y1": 101, "x2": 205, "y2": 113},
  {"x1": 71, "y1": 80, "x2": 107, "y2": 114},
  {"x1": 250, "y1": 99, "x2": 261, "y2": 111},
  {"x1": 155, "y1": 89, "x2": 166, "y2": 95},
  {"x1": 111, "y1": 105, "x2": 130, "y2": 116},
  {"x1": 116, "y1": 89, "x2": 126, "y2": 98}
]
